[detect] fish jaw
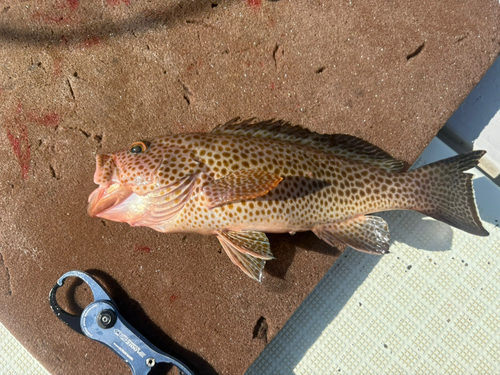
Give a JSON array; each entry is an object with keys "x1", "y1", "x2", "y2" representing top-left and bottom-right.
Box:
[
  {"x1": 87, "y1": 183, "x2": 146, "y2": 224},
  {"x1": 88, "y1": 183, "x2": 132, "y2": 218},
  {"x1": 88, "y1": 153, "x2": 152, "y2": 224}
]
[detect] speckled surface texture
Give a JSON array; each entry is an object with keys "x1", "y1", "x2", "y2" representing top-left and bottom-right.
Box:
[{"x1": 0, "y1": 1, "x2": 499, "y2": 374}]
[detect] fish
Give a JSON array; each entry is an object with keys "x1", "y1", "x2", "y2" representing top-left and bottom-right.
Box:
[{"x1": 87, "y1": 119, "x2": 489, "y2": 281}]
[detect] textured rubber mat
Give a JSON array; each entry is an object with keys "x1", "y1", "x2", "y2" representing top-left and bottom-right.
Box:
[
  {"x1": 248, "y1": 138, "x2": 500, "y2": 374},
  {"x1": 0, "y1": 322, "x2": 50, "y2": 375}
]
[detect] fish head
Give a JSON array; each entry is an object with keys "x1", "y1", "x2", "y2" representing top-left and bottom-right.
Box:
[{"x1": 87, "y1": 140, "x2": 165, "y2": 224}]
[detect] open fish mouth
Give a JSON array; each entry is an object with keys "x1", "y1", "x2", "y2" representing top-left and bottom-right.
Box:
[
  {"x1": 87, "y1": 183, "x2": 134, "y2": 218},
  {"x1": 88, "y1": 153, "x2": 134, "y2": 218},
  {"x1": 88, "y1": 152, "x2": 162, "y2": 224}
]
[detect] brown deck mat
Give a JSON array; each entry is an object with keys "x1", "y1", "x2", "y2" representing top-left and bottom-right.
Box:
[{"x1": 1, "y1": 0, "x2": 499, "y2": 374}]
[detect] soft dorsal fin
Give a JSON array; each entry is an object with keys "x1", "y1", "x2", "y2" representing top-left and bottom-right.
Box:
[{"x1": 212, "y1": 118, "x2": 405, "y2": 172}]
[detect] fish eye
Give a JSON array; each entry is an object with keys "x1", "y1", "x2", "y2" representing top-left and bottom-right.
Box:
[{"x1": 130, "y1": 141, "x2": 149, "y2": 154}]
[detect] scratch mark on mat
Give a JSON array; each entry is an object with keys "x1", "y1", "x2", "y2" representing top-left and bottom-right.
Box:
[
  {"x1": 407, "y1": 42, "x2": 425, "y2": 61},
  {"x1": 272, "y1": 43, "x2": 284, "y2": 71},
  {"x1": 272, "y1": 44, "x2": 279, "y2": 69},
  {"x1": 315, "y1": 66, "x2": 325, "y2": 74},
  {"x1": 456, "y1": 33, "x2": 469, "y2": 43},
  {"x1": 67, "y1": 78, "x2": 76, "y2": 100},
  {"x1": 0, "y1": 252, "x2": 13, "y2": 296},
  {"x1": 178, "y1": 79, "x2": 193, "y2": 106},
  {"x1": 49, "y1": 164, "x2": 60, "y2": 180},
  {"x1": 67, "y1": 126, "x2": 102, "y2": 143},
  {"x1": 252, "y1": 316, "x2": 268, "y2": 344}
]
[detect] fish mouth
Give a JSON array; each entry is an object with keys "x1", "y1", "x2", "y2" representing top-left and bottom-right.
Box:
[
  {"x1": 88, "y1": 152, "x2": 158, "y2": 224},
  {"x1": 88, "y1": 153, "x2": 133, "y2": 218},
  {"x1": 87, "y1": 183, "x2": 134, "y2": 219}
]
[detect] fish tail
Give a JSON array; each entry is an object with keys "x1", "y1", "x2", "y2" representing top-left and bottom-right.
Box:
[{"x1": 408, "y1": 150, "x2": 489, "y2": 236}]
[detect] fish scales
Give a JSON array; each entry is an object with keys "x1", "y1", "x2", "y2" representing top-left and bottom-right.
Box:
[
  {"x1": 88, "y1": 119, "x2": 488, "y2": 281},
  {"x1": 173, "y1": 133, "x2": 410, "y2": 232}
]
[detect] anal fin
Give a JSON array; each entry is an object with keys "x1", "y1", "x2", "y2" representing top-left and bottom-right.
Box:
[
  {"x1": 217, "y1": 230, "x2": 274, "y2": 281},
  {"x1": 313, "y1": 215, "x2": 390, "y2": 255}
]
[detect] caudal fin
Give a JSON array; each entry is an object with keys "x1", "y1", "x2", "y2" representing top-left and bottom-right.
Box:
[{"x1": 410, "y1": 150, "x2": 489, "y2": 236}]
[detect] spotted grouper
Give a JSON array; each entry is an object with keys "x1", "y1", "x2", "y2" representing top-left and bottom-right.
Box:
[{"x1": 87, "y1": 119, "x2": 489, "y2": 281}]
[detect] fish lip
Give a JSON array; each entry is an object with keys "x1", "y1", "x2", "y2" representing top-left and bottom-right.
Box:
[
  {"x1": 88, "y1": 150, "x2": 164, "y2": 218},
  {"x1": 89, "y1": 153, "x2": 129, "y2": 217},
  {"x1": 87, "y1": 183, "x2": 134, "y2": 217}
]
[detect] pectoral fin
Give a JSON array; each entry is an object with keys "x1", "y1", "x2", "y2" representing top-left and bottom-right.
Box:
[
  {"x1": 138, "y1": 174, "x2": 199, "y2": 229},
  {"x1": 204, "y1": 169, "x2": 282, "y2": 209},
  {"x1": 217, "y1": 230, "x2": 274, "y2": 281},
  {"x1": 313, "y1": 215, "x2": 390, "y2": 254}
]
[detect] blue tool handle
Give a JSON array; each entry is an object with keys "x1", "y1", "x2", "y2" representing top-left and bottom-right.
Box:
[
  {"x1": 81, "y1": 302, "x2": 195, "y2": 375},
  {"x1": 56, "y1": 270, "x2": 111, "y2": 302}
]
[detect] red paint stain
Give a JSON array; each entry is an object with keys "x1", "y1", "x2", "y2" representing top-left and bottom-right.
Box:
[
  {"x1": 245, "y1": 0, "x2": 261, "y2": 8},
  {"x1": 30, "y1": 0, "x2": 79, "y2": 25},
  {"x1": 269, "y1": 82, "x2": 276, "y2": 90},
  {"x1": 185, "y1": 59, "x2": 204, "y2": 75},
  {"x1": 6, "y1": 128, "x2": 30, "y2": 180},
  {"x1": 67, "y1": 0, "x2": 79, "y2": 10},
  {"x1": 53, "y1": 57, "x2": 63, "y2": 80},
  {"x1": 5, "y1": 104, "x2": 62, "y2": 180},
  {"x1": 134, "y1": 245, "x2": 151, "y2": 253},
  {"x1": 107, "y1": 0, "x2": 130, "y2": 6},
  {"x1": 82, "y1": 37, "x2": 101, "y2": 48},
  {"x1": 60, "y1": 35, "x2": 69, "y2": 46},
  {"x1": 31, "y1": 12, "x2": 67, "y2": 24},
  {"x1": 28, "y1": 112, "x2": 60, "y2": 128},
  {"x1": 169, "y1": 294, "x2": 179, "y2": 304},
  {"x1": 6, "y1": 105, "x2": 31, "y2": 180}
]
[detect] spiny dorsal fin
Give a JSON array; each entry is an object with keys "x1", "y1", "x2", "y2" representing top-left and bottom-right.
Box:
[{"x1": 212, "y1": 118, "x2": 405, "y2": 172}]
